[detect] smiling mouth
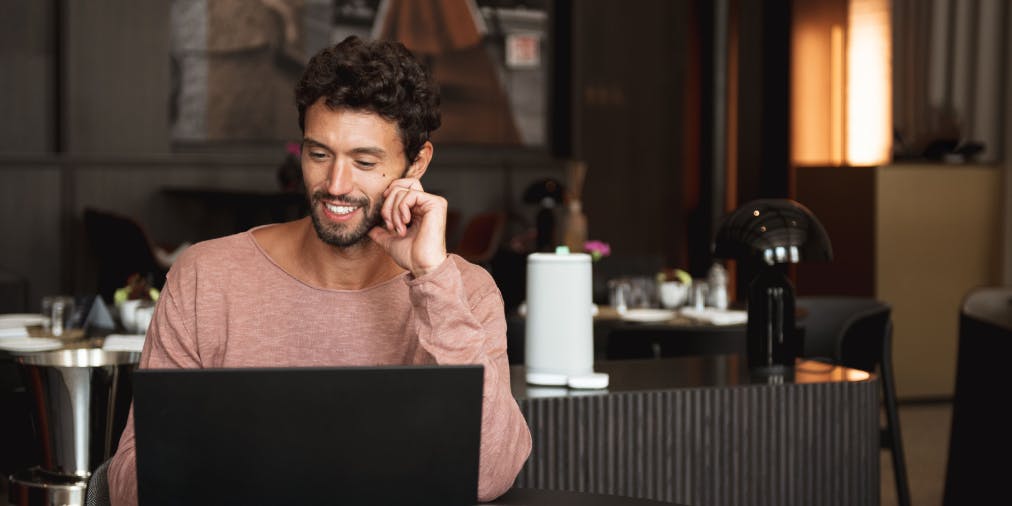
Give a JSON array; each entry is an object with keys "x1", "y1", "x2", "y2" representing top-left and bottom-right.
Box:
[{"x1": 324, "y1": 202, "x2": 359, "y2": 215}]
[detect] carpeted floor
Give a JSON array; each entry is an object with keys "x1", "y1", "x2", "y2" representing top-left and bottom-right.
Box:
[{"x1": 881, "y1": 402, "x2": 952, "y2": 506}]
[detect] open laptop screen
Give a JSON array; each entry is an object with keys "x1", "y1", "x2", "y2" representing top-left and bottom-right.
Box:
[{"x1": 132, "y1": 365, "x2": 483, "y2": 506}]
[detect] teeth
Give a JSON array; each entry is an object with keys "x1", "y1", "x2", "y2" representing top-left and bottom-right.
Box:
[{"x1": 325, "y1": 203, "x2": 357, "y2": 215}]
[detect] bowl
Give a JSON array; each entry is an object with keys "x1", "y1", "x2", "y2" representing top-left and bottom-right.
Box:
[{"x1": 658, "y1": 281, "x2": 689, "y2": 309}]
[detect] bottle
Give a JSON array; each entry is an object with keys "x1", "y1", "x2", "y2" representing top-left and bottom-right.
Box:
[
  {"x1": 706, "y1": 262, "x2": 729, "y2": 310},
  {"x1": 562, "y1": 199, "x2": 587, "y2": 253}
]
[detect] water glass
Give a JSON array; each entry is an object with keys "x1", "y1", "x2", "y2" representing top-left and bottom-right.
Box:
[
  {"x1": 608, "y1": 279, "x2": 631, "y2": 313},
  {"x1": 690, "y1": 281, "x2": 709, "y2": 311},
  {"x1": 626, "y1": 276, "x2": 659, "y2": 308},
  {"x1": 41, "y1": 295, "x2": 75, "y2": 337}
]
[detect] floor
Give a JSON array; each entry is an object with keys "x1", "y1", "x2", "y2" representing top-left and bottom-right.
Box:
[
  {"x1": 1, "y1": 402, "x2": 953, "y2": 506},
  {"x1": 881, "y1": 402, "x2": 952, "y2": 506}
]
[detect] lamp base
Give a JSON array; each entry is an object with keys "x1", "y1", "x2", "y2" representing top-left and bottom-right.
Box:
[{"x1": 748, "y1": 364, "x2": 796, "y2": 384}]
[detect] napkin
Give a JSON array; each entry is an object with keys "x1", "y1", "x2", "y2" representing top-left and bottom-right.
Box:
[
  {"x1": 0, "y1": 314, "x2": 46, "y2": 338},
  {"x1": 102, "y1": 334, "x2": 146, "y2": 352},
  {"x1": 0, "y1": 327, "x2": 29, "y2": 339},
  {"x1": 679, "y1": 308, "x2": 748, "y2": 326}
]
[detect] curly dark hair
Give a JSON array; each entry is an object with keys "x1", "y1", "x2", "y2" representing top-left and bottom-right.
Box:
[{"x1": 295, "y1": 36, "x2": 441, "y2": 164}]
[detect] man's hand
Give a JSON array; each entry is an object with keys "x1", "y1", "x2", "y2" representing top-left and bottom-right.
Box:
[{"x1": 368, "y1": 178, "x2": 448, "y2": 277}]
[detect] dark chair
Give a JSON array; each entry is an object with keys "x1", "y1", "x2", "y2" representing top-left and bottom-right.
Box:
[
  {"x1": 85, "y1": 458, "x2": 111, "y2": 506},
  {"x1": 943, "y1": 286, "x2": 1012, "y2": 506},
  {"x1": 452, "y1": 211, "x2": 506, "y2": 266},
  {"x1": 83, "y1": 208, "x2": 167, "y2": 303},
  {"x1": 796, "y1": 296, "x2": 910, "y2": 506}
]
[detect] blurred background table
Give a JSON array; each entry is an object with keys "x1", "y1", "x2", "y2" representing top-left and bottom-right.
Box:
[{"x1": 507, "y1": 305, "x2": 747, "y2": 364}]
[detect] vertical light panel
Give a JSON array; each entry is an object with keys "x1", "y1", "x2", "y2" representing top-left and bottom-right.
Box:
[
  {"x1": 846, "y1": 0, "x2": 892, "y2": 165},
  {"x1": 790, "y1": 0, "x2": 841, "y2": 166},
  {"x1": 791, "y1": 0, "x2": 892, "y2": 167},
  {"x1": 830, "y1": 25, "x2": 845, "y2": 165}
]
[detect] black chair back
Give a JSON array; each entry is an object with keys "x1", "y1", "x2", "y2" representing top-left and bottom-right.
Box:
[
  {"x1": 797, "y1": 295, "x2": 911, "y2": 506},
  {"x1": 83, "y1": 208, "x2": 165, "y2": 303},
  {"x1": 944, "y1": 286, "x2": 1012, "y2": 505},
  {"x1": 85, "y1": 458, "x2": 111, "y2": 506}
]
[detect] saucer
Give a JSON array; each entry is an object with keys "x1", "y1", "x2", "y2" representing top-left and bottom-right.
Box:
[
  {"x1": 619, "y1": 308, "x2": 676, "y2": 323},
  {"x1": 0, "y1": 337, "x2": 64, "y2": 353}
]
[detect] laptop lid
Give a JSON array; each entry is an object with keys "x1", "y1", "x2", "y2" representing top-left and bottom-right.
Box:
[{"x1": 132, "y1": 365, "x2": 484, "y2": 506}]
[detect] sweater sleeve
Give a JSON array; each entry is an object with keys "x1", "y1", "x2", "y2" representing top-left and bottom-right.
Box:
[
  {"x1": 406, "y1": 256, "x2": 533, "y2": 502},
  {"x1": 108, "y1": 278, "x2": 201, "y2": 506}
]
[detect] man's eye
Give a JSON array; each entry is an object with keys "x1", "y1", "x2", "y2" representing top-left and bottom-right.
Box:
[
  {"x1": 356, "y1": 160, "x2": 376, "y2": 168},
  {"x1": 308, "y1": 151, "x2": 328, "y2": 160}
]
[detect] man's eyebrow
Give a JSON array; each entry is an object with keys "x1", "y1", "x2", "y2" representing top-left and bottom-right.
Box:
[
  {"x1": 302, "y1": 139, "x2": 386, "y2": 158},
  {"x1": 302, "y1": 138, "x2": 333, "y2": 153},
  {"x1": 349, "y1": 146, "x2": 387, "y2": 158}
]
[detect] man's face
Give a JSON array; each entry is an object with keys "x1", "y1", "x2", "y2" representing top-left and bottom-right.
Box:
[{"x1": 301, "y1": 100, "x2": 411, "y2": 248}]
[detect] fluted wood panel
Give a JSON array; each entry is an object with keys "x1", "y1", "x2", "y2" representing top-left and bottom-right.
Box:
[
  {"x1": 0, "y1": 166, "x2": 62, "y2": 308},
  {"x1": 516, "y1": 381, "x2": 879, "y2": 506}
]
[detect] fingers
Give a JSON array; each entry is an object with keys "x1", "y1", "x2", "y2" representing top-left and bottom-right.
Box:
[
  {"x1": 383, "y1": 178, "x2": 423, "y2": 197},
  {"x1": 381, "y1": 179, "x2": 425, "y2": 237}
]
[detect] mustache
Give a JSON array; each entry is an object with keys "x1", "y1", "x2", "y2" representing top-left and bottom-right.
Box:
[{"x1": 310, "y1": 190, "x2": 370, "y2": 207}]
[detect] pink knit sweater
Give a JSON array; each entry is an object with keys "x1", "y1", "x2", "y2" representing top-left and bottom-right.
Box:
[{"x1": 107, "y1": 229, "x2": 531, "y2": 505}]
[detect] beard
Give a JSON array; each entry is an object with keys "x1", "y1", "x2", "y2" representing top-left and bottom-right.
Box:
[{"x1": 308, "y1": 190, "x2": 383, "y2": 248}]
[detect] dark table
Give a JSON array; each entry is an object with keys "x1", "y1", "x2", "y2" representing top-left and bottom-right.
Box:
[
  {"x1": 509, "y1": 356, "x2": 879, "y2": 506},
  {"x1": 489, "y1": 488, "x2": 684, "y2": 505}
]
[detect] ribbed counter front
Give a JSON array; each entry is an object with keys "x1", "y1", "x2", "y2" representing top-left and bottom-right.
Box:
[{"x1": 510, "y1": 356, "x2": 879, "y2": 506}]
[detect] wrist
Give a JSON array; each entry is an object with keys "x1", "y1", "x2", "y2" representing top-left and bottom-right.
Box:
[{"x1": 411, "y1": 254, "x2": 449, "y2": 278}]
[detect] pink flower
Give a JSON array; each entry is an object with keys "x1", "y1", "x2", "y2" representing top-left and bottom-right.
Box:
[
  {"x1": 285, "y1": 141, "x2": 301, "y2": 157},
  {"x1": 584, "y1": 240, "x2": 611, "y2": 261}
]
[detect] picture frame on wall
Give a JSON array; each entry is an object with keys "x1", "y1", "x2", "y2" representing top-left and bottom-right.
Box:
[{"x1": 169, "y1": 0, "x2": 551, "y2": 152}]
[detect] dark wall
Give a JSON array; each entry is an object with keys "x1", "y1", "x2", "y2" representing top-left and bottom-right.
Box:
[
  {"x1": 0, "y1": 0, "x2": 565, "y2": 308},
  {"x1": 1, "y1": 0, "x2": 742, "y2": 305},
  {"x1": 569, "y1": 0, "x2": 690, "y2": 268}
]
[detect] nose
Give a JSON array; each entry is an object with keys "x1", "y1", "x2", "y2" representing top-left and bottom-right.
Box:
[{"x1": 326, "y1": 160, "x2": 354, "y2": 196}]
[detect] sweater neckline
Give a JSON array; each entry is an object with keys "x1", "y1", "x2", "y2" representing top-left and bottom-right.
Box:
[{"x1": 243, "y1": 225, "x2": 409, "y2": 294}]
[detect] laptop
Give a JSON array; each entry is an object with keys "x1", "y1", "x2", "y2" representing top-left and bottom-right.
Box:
[{"x1": 132, "y1": 365, "x2": 484, "y2": 506}]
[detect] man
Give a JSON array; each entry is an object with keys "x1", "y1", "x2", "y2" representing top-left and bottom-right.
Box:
[{"x1": 108, "y1": 36, "x2": 532, "y2": 504}]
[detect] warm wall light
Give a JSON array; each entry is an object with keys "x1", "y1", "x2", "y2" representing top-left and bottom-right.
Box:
[{"x1": 791, "y1": 0, "x2": 892, "y2": 167}]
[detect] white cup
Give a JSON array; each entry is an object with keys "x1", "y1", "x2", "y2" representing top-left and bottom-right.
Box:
[
  {"x1": 134, "y1": 304, "x2": 155, "y2": 334},
  {"x1": 118, "y1": 299, "x2": 142, "y2": 334}
]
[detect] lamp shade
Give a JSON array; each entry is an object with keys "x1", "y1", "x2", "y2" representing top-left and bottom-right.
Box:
[
  {"x1": 522, "y1": 178, "x2": 564, "y2": 206},
  {"x1": 712, "y1": 199, "x2": 833, "y2": 265}
]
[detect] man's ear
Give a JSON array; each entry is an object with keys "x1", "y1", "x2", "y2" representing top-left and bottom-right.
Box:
[{"x1": 404, "y1": 141, "x2": 433, "y2": 179}]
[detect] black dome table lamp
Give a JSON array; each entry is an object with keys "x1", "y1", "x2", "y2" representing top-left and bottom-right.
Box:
[{"x1": 713, "y1": 199, "x2": 833, "y2": 380}]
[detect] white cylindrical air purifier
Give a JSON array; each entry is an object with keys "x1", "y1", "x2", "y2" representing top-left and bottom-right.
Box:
[{"x1": 524, "y1": 251, "x2": 608, "y2": 389}]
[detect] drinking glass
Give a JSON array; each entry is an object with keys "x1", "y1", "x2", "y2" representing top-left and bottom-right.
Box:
[{"x1": 41, "y1": 295, "x2": 75, "y2": 337}]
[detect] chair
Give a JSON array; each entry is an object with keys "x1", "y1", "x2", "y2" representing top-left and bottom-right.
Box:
[
  {"x1": 85, "y1": 458, "x2": 111, "y2": 506},
  {"x1": 943, "y1": 286, "x2": 1012, "y2": 505},
  {"x1": 452, "y1": 211, "x2": 506, "y2": 266},
  {"x1": 83, "y1": 208, "x2": 167, "y2": 303},
  {"x1": 796, "y1": 296, "x2": 910, "y2": 506}
]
